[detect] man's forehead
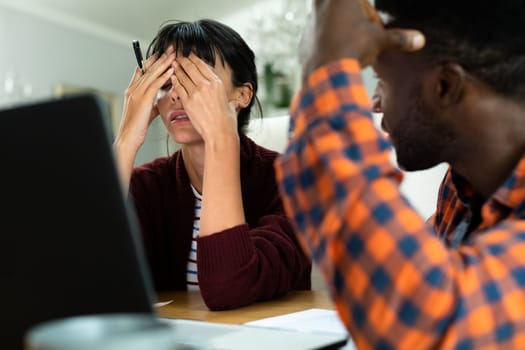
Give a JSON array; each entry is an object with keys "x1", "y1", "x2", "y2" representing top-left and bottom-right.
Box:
[{"x1": 373, "y1": 50, "x2": 425, "y2": 78}]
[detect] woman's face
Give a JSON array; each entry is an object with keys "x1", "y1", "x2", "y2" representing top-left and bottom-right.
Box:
[{"x1": 155, "y1": 55, "x2": 238, "y2": 146}]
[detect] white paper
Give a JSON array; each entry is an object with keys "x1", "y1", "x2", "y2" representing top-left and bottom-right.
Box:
[
  {"x1": 245, "y1": 308, "x2": 356, "y2": 350},
  {"x1": 153, "y1": 299, "x2": 173, "y2": 307}
]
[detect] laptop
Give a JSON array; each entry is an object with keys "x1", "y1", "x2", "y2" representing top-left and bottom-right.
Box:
[
  {"x1": 0, "y1": 94, "x2": 348, "y2": 350},
  {"x1": 1, "y1": 94, "x2": 155, "y2": 349}
]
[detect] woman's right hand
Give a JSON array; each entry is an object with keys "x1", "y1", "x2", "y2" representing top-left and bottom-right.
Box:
[
  {"x1": 115, "y1": 45, "x2": 175, "y2": 153},
  {"x1": 113, "y1": 46, "x2": 175, "y2": 191}
]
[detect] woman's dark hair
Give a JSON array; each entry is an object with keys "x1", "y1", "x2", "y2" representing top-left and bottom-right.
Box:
[
  {"x1": 375, "y1": 0, "x2": 525, "y2": 102},
  {"x1": 147, "y1": 18, "x2": 262, "y2": 134}
]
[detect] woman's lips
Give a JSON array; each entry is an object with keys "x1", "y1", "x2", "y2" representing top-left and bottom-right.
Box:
[{"x1": 169, "y1": 112, "x2": 189, "y2": 123}]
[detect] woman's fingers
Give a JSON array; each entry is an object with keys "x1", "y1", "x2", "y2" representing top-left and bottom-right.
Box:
[
  {"x1": 171, "y1": 72, "x2": 188, "y2": 102},
  {"x1": 138, "y1": 50, "x2": 175, "y2": 94},
  {"x1": 126, "y1": 45, "x2": 175, "y2": 99},
  {"x1": 188, "y1": 53, "x2": 219, "y2": 82},
  {"x1": 174, "y1": 54, "x2": 221, "y2": 94},
  {"x1": 125, "y1": 66, "x2": 144, "y2": 94},
  {"x1": 142, "y1": 45, "x2": 173, "y2": 72},
  {"x1": 172, "y1": 58, "x2": 197, "y2": 96},
  {"x1": 122, "y1": 47, "x2": 175, "y2": 127},
  {"x1": 142, "y1": 52, "x2": 158, "y2": 72},
  {"x1": 144, "y1": 66, "x2": 174, "y2": 101}
]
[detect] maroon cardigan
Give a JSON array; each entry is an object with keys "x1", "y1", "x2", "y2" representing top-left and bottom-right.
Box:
[{"x1": 129, "y1": 135, "x2": 311, "y2": 310}]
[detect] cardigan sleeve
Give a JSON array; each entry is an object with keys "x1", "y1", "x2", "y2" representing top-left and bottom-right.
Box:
[
  {"x1": 196, "y1": 218, "x2": 311, "y2": 310},
  {"x1": 129, "y1": 155, "x2": 195, "y2": 292}
]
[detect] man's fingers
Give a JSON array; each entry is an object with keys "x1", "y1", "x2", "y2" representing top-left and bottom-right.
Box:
[{"x1": 384, "y1": 29, "x2": 425, "y2": 52}]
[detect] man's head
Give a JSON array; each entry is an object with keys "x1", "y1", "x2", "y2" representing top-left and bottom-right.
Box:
[{"x1": 372, "y1": 1, "x2": 525, "y2": 171}]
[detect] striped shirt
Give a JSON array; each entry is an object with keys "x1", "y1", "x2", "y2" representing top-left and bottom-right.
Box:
[
  {"x1": 275, "y1": 59, "x2": 525, "y2": 349},
  {"x1": 186, "y1": 185, "x2": 201, "y2": 291}
]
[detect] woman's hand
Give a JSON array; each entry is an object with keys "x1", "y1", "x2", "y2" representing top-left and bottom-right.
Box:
[
  {"x1": 113, "y1": 46, "x2": 175, "y2": 191},
  {"x1": 170, "y1": 53, "x2": 239, "y2": 143},
  {"x1": 170, "y1": 53, "x2": 245, "y2": 236},
  {"x1": 115, "y1": 46, "x2": 176, "y2": 152}
]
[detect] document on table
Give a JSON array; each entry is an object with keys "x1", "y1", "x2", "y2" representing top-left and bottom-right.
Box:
[
  {"x1": 245, "y1": 308, "x2": 356, "y2": 350},
  {"x1": 154, "y1": 299, "x2": 173, "y2": 307}
]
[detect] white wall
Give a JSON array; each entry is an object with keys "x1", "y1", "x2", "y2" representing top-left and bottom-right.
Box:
[
  {"x1": 0, "y1": 4, "x2": 163, "y2": 165},
  {"x1": 0, "y1": 8, "x2": 128, "y2": 103}
]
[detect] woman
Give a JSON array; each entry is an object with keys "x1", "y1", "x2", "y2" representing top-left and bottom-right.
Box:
[{"x1": 114, "y1": 19, "x2": 311, "y2": 311}]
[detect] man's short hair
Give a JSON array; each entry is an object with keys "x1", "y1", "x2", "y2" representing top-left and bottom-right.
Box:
[{"x1": 375, "y1": 0, "x2": 525, "y2": 102}]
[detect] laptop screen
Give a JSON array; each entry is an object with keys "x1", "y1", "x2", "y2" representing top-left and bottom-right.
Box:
[{"x1": 0, "y1": 94, "x2": 156, "y2": 350}]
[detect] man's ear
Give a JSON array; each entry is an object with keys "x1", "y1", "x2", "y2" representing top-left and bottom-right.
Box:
[
  {"x1": 235, "y1": 83, "x2": 254, "y2": 109},
  {"x1": 435, "y1": 63, "x2": 467, "y2": 106}
]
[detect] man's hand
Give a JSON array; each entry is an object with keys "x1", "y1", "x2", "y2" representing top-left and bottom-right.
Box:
[{"x1": 300, "y1": 0, "x2": 425, "y2": 79}]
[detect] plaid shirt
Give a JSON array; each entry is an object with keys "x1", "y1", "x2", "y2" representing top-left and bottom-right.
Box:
[{"x1": 275, "y1": 59, "x2": 525, "y2": 349}]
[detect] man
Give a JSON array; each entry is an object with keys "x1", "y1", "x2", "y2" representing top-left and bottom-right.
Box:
[{"x1": 275, "y1": 0, "x2": 525, "y2": 348}]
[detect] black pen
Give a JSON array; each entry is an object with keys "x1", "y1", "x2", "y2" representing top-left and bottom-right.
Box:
[{"x1": 132, "y1": 40, "x2": 144, "y2": 74}]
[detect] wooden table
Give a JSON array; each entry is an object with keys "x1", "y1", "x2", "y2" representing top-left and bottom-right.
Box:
[{"x1": 156, "y1": 290, "x2": 334, "y2": 324}]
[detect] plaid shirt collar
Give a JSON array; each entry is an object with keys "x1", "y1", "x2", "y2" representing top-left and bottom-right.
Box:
[{"x1": 449, "y1": 153, "x2": 525, "y2": 231}]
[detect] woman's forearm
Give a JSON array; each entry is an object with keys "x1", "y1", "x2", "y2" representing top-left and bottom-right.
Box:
[{"x1": 199, "y1": 133, "x2": 245, "y2": 236}]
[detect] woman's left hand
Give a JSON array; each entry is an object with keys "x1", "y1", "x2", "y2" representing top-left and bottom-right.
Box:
[{"x1": 170, "y1": 53, "x2": 238, "y2": 142}]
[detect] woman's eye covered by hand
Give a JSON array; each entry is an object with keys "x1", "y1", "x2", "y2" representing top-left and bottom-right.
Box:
[
  {"x1": 160, "y1": 81, "x2": 173, "y2": 91},
  {"x1": 159, "y1": 65, "x2": 174, "y2": 91}
]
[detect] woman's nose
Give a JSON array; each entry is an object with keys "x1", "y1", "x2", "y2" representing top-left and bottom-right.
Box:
[{"x1": 165, "y1": 84, "x2": 180, "y2": 102}]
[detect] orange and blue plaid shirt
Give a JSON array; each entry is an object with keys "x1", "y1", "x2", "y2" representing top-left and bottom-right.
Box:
[{"x1": 275, "y1": 59, "x2": 525, "y2": 349}]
